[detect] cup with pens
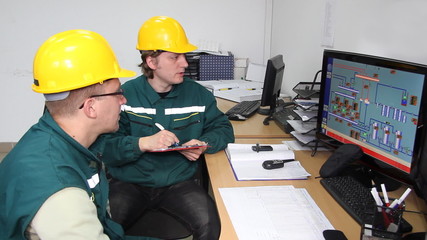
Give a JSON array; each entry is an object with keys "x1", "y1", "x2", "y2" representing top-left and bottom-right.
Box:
[{"x1": 360, "y1": 186, "x2": 411, "y2": 240}]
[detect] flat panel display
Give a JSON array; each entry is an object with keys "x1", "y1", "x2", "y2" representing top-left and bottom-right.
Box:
[{"x1": 317, "y1": 50, "x2": 427, "y2": 184}]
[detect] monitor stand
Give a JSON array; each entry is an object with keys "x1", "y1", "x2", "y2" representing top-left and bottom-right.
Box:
[
  {"x1": 258, "y1": 98, "x2": 291, "y2": 125},
  {"x1": 258, "y1": 108, "x2": 275, "y2": 125},
  {"x1": 257, "y1": 108, "x2": 271, "y2": 116}
]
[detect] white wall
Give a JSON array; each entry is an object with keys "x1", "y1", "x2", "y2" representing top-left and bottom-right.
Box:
[
  {"x1": 0, "y1": 0, "x2": 269, "y2": 142},
  {"x1": 271, "y1": 0, "x2": 427, "y2": 98},
  {"x1": 2, "y1": 0, "x2": 427, "y2": 142}
]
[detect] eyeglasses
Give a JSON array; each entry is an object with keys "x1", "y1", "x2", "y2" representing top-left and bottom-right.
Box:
[
  {"x1": 79, "y1": 89, "x2": 125, "y2": 109},
  {"x1": 89, "y1": 88, "x2": 124, "y2": 98}
]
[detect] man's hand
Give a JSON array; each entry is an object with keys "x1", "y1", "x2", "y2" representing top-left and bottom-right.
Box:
[
  {"x1": 179, "y1": 139, "x2": 208, "y2": 161},
  {"x1": 138, "y1": 130, "x2": 179, "y2": 152}
]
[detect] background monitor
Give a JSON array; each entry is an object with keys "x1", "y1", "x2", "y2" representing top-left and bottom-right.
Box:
[
  {"x1": 258, "y1": 54, "x2": 285, "y2": 120},
  {"x1": 316, "y1": 49, "x2": 427, "y2": 201}
]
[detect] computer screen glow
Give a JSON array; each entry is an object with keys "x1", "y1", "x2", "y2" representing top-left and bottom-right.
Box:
[{"x1": 320, "y1": 54, "x2": 425, "y2": 174}]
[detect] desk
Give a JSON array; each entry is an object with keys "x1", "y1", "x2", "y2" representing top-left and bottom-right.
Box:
[
  {"x1": 205, "y1": 138, "x2": 427, "y2": 240},
  {"x1": 216, "y1": 97, "x2": 290, "y2": 138}
]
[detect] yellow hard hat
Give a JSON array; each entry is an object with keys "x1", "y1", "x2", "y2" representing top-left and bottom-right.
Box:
[
  {"x1": 136, "y1": 16, "x2": 197, "y2": 53},
  {"x1": 33, "y1": 29, "x2": 135, "y2": 94}
]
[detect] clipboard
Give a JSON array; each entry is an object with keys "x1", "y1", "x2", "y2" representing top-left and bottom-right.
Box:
[{"x1": 149, "y1": 144, "x2": 210, "y2": 152}]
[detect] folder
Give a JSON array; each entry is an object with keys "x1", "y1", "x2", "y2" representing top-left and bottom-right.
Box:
[{"x1": 225, "y1": 143, "x2": 311, "y2": 180}]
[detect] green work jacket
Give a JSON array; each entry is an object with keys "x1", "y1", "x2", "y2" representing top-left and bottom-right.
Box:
[
  {"x1": 92, "y1": 76, "x2": 235, "y2": 187},
  {"x1": 0, "y1": 111, "x2": 124, "y2": 239}
]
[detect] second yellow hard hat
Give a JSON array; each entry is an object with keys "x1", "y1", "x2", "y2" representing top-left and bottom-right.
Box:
[{"x1": 136, "y1": 16, "x2": 197, "y2": 53}]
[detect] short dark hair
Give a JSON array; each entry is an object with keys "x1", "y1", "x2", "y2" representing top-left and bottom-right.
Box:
[
  {"x1": 45, "y1": 82, "x2": 105, "y2": 117},
  {"x1": 138, "y1": 50, "x2": 162, "y2": 79}
]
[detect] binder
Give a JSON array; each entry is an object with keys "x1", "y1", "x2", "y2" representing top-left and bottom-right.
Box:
[{"x1": 225, "y1": 143, "x2": 311, "y2": 180}]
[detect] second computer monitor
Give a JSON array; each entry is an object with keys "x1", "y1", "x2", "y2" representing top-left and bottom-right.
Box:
[{"x1": 258, "y1": 54, "x2": 285, "y2": 115}]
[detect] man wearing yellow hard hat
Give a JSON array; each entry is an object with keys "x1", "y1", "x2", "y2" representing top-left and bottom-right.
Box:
[
  {"x1": 92, "y1": 16, "x2": 235, "y2": 239},
  {"x1": 0, "y1": 30, "x2": 155, "y2": 239}
]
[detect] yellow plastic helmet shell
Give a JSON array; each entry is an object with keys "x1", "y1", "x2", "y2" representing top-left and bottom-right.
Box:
[
  {"x1": 136, "y1": 16, "x2": 197, "y2": 53},
  {"x1": 33, "y1": 29, "x2": 135, "y2": 94}
]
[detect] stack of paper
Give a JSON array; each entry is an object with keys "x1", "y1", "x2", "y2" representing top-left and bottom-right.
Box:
[
  {"x1": 197, "y1": 79, "x2": 264, "y2": 102},
  {"x1": 290, "y1": 131, "x2": 317, "y2": 146},
  {"x1": 219, "y1": 186, "x2": 334, "y2": 240},
  {"x1": 286, "y1": 120, "x2": 317, "y2": 134},
  {"x1": 225, "y1": 143, "x2": 311, "y2": 180},
  {"x1": 215, "y1": 88, "x2": 263, "y2": 102},
  {"x1": 294, "y1": 98, "x2": 319, "y2": 110}
]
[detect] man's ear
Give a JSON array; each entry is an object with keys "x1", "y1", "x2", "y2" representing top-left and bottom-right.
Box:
[
  {"x1": 81, "y1": 98, "x2": 97, "y2": 118},
  {"x1": 146, "y1": 56, "x2": 158, "y2": 70}
]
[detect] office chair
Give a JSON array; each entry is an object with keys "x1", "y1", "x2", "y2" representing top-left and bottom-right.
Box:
[{"x1": 124, "y1": 155, "x2": 210, "y2": 239}]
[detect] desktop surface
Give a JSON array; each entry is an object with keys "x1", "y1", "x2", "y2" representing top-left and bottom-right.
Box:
[
  {"x1": 204, "y1": 138, "x2": 427, "y2": 240},
  {"x1": 216, "y1": 97, "x2": 290, "y2": 138}
]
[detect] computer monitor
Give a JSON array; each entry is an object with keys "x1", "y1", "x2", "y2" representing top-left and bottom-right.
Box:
[
  {"x1": 317, "y1": 49, "x2": 427, "y2": 201},
  {"x1": 258, "y1": 54, "x2": 285, "y2": 123}
]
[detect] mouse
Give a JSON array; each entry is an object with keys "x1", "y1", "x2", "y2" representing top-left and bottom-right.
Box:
[
  {"x1": 262, "y1": 160, "x2": 284, "y2": 169},
  {"x1": 228, "y1": 114, "x2": 247, "y2": 121}
]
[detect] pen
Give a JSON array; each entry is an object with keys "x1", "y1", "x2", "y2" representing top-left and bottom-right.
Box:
[
  {"x1": 381, "y1": 184, "x2": 390, "y2": 206},
  {"x1": 370, "y1": 188, "x2": 383, "y2": 212},
  {"x1": 155, "y1": 123, "x2": 165, "y2": 131},
  {"x1": 387, "y1": 199, "x2": 399, "y2": 211},
  {"x1": 247, "y1": 88, "x2": 256, "y2": 90},
  {"x1": 371, "y1": 187, "x2": 383, "y2": 206},
  {"x1": 388, "y1": 188, "x2": 412, "y2": 209},
  {"x1": 219, "y1": 88, "x2": 232, "y2": 91},
  {"x1": 396, "y1": 188, "x2": 411, "y2": 208}
]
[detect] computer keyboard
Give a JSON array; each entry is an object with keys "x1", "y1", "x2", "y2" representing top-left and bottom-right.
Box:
[
  {"x1": 320, "y1": 175, "x2": 412, "y2": 233},
  {"x1": 225, "y1": 100, "x2": 260, "y2": 118}
]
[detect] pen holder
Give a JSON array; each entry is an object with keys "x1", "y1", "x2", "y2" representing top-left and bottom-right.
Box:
[{"x1": 360, "y1": 205, "x2": 404, "y2": 240}]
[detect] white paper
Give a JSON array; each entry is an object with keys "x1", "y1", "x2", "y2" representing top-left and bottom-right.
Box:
[
  {"x1": 246, "y1": 62, "x2": 267, "y2": 82},
  {"x1": 294, "y1": 98, "x2": 319, "y2": 110},
  {"x1": 196, "y1": 79, "x2": 264, "y2": 102},
  {"x1": 322, "y1": 0, "x2": 336, "y2": 47},
  {"x1": 225, "y1": 144, "x2": 310, "y2": 180},
  {"x1": 231, "y1": 160, "x2": 310, "y2": 180},
  {"x1": 226, "y1": 143, "x2": 292, "y2": 162},
  {"x1": 293, "y1": 110, "x2": 318, "y2": 122},
  {"x1": 215, "y1": 88, "x2": 263, "y2": 103},
  {"x1": 219, "y1": 186, "x2": 334, "y2": 240},
  {"x1": 290, "y1": 131, "x2": 317, "y2": 145},
  {"x1": 283, "y1": 140, "x2": 330, "y2": 151},
  {"x1": 286, "y1": 120, "x2": 317, "y2": 134}
]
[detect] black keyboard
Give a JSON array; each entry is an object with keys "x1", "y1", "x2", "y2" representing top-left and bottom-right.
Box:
[
  {"x1": 225, "y1": 100, "x2": 260, "y2": 118},
  {"x1": 320, "y1": 175, "x2": 412, "y2": 233}
]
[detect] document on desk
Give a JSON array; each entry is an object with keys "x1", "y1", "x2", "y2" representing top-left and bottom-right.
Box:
[
  {"x1": 215, "y1": 88, "x2": 263, "y2": 102},
  {"x1": 293, "y1": 109, "x2": 318, "y2": 122},
  {"x1": 286, "y1": 120, "x2": 317, "y2": 134},
  {"x1": 196, "y1": 79, "x2": 264, "y2": 102},
  {"x1": 219, "y1": 186, "x2": 334, "y2": 240},
  {"x1": 290, "y1": 131, "x2": 317, "y2": 146},
  {"x1": 225, "y1": 143, "x2": 311, "y2": 180}
]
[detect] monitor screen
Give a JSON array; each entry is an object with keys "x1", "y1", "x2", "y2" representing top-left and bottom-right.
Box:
[
  {"x1": 258, "y1": 54, "x2": 285, "y2": 116},
  {"x1": 317, "y1": 50, "x2": 427, "y2": 191}
]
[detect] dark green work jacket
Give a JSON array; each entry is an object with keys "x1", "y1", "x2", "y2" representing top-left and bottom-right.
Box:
[
  {"x1": 0, "y1": 111, "x2": 124, "y2": 239},
  {"x1": 92, "y1": 76, "x2": 235, "y2": 187}
]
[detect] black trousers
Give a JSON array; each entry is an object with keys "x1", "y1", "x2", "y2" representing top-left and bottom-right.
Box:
[{"x1": 109, "y1": 178, "x2": 220, "y2": 240}]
